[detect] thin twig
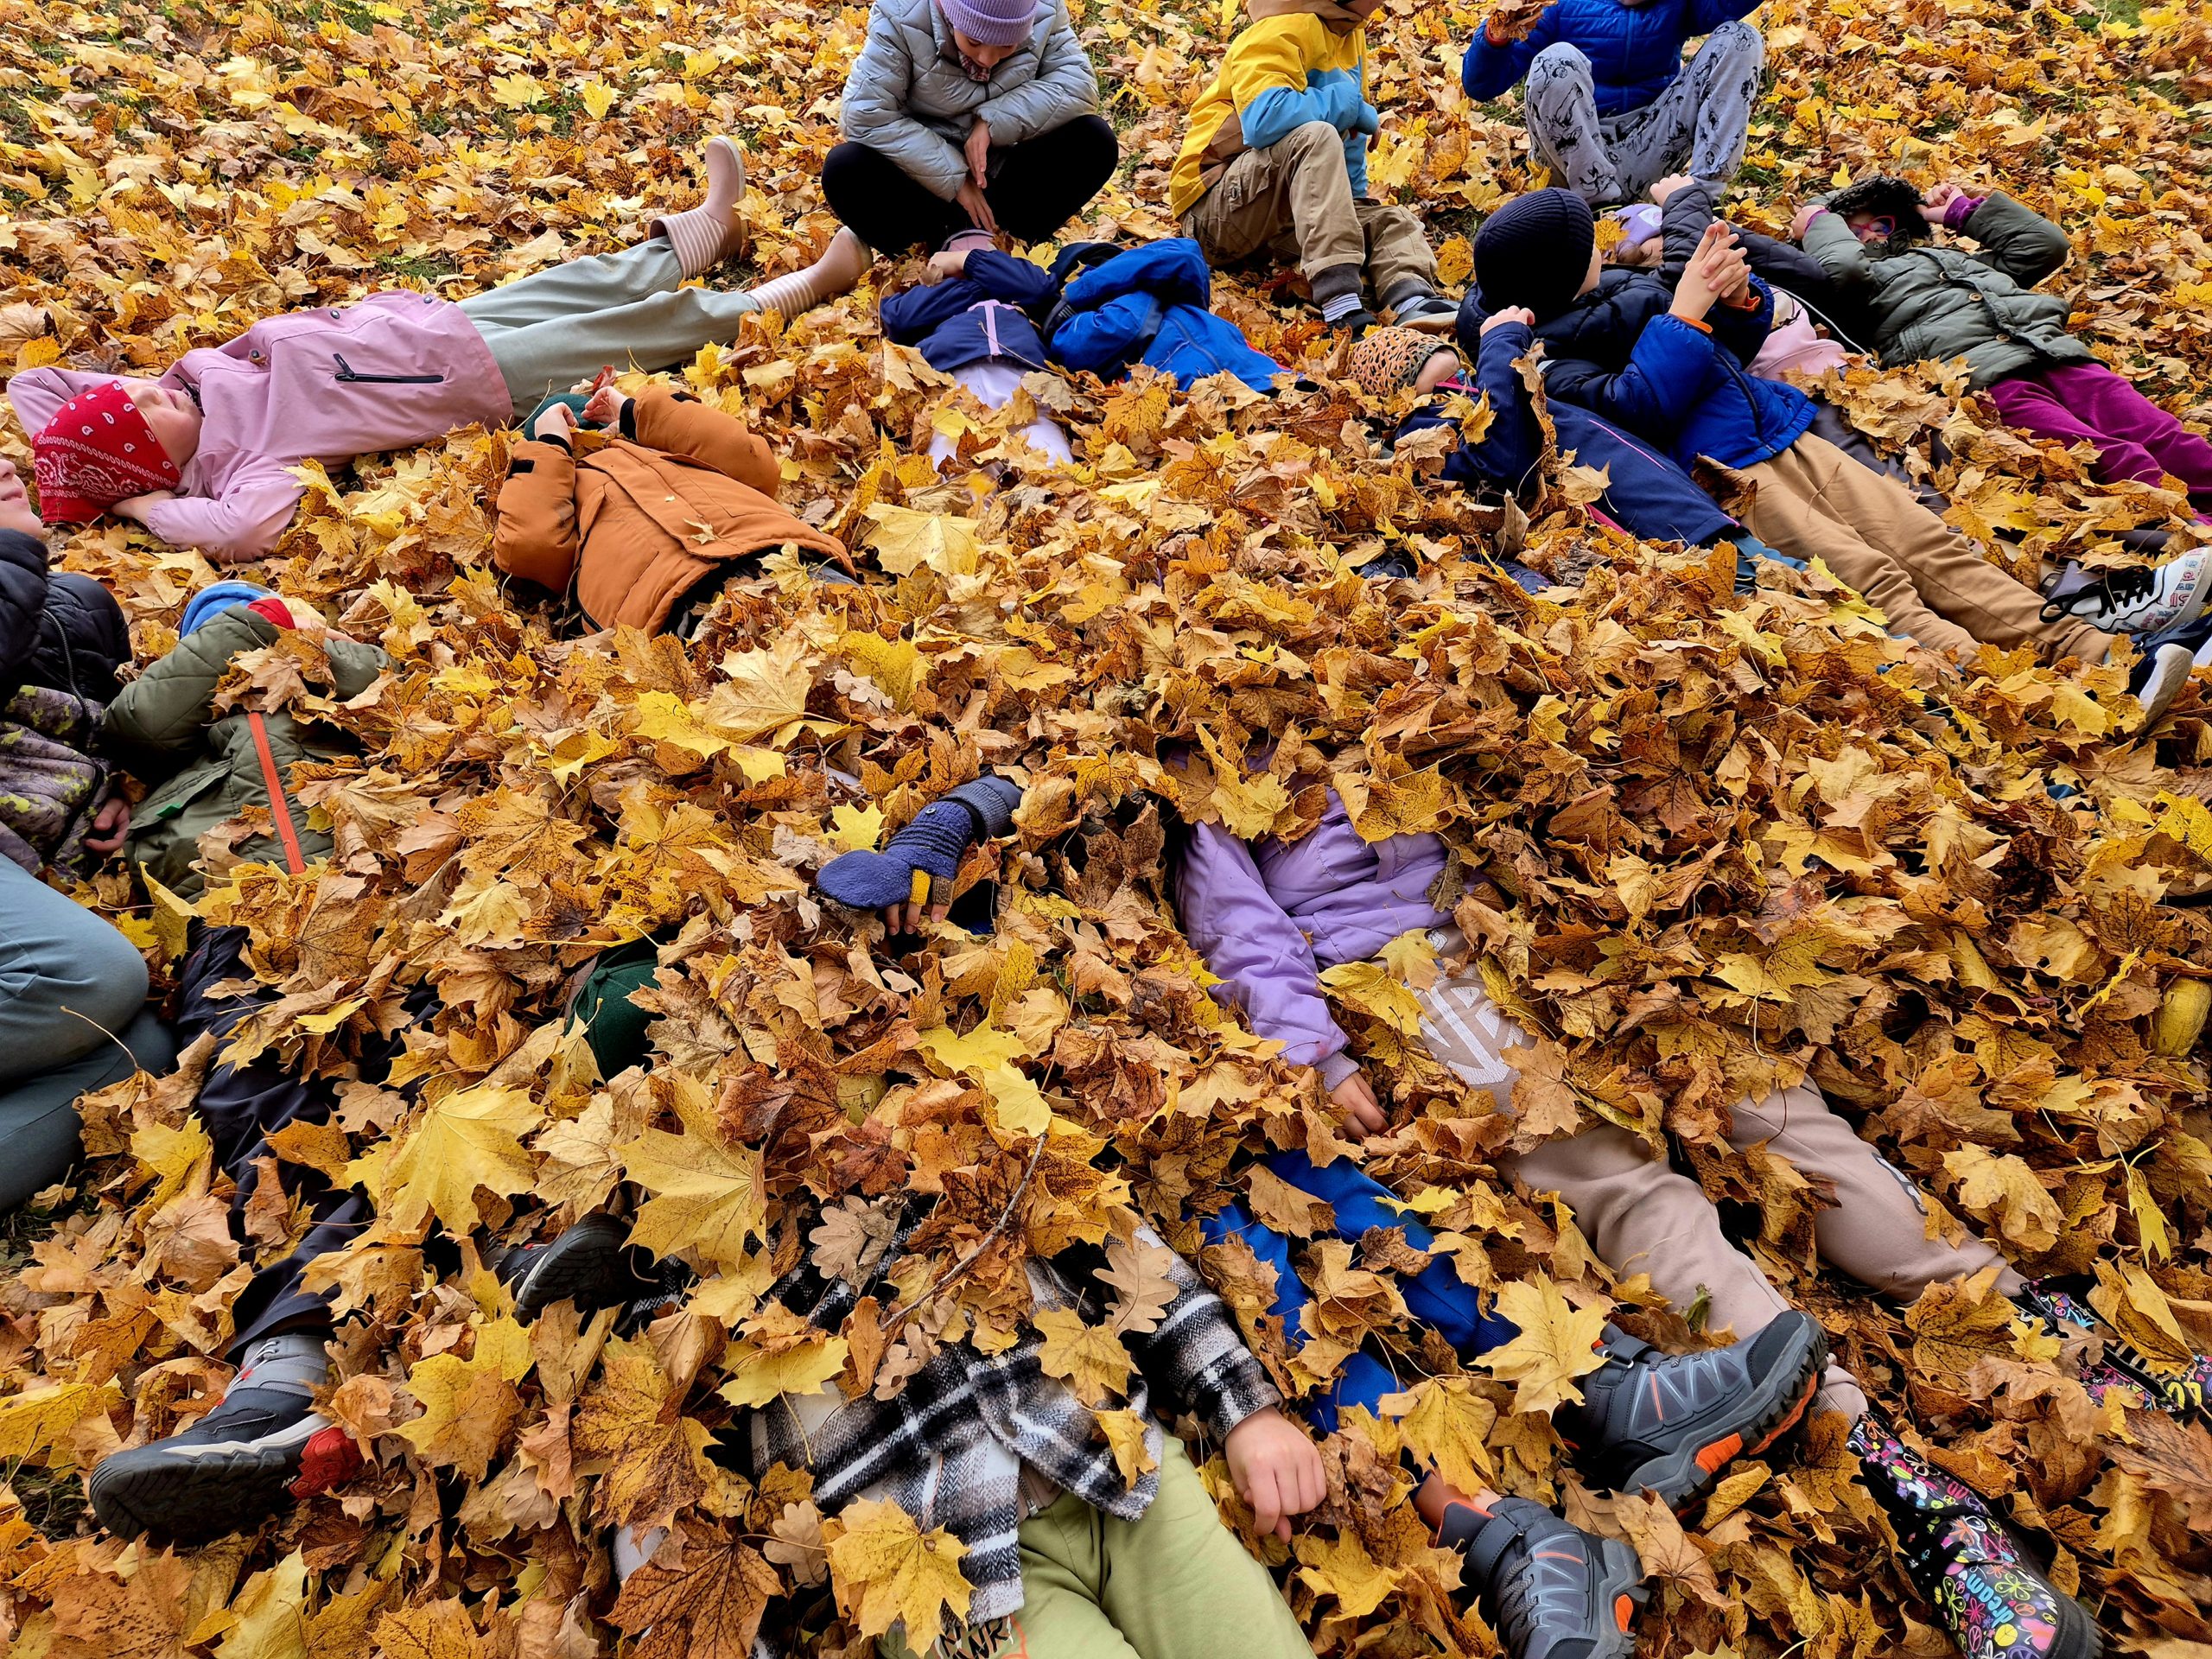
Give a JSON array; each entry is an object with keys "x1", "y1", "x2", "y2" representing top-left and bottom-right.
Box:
[{"x1": 879, "y1": 1129, "x2": 1049, "y2": 1338}]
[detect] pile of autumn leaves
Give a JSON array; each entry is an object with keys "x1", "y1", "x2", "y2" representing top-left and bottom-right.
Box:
[{"x1": 4, "y1": 0, "x2": 2212, "y2": 1653}]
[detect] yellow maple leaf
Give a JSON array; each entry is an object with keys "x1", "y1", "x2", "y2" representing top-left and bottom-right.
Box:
[
  {"x1": 822, "y1": 1498, "x2": 973, "y2": 1643},
  {"x1": 1942, "y1": 1145, "x2": 2064, "y2": 1253},
  {"x1": 1032, "y1": 1306, "x2": 1134, "y2": 1406},
  {"x1": 1480, "y1": 1274, "x2": 1610, "y2": 1414},
  {"x1": 0, "y1": 1379, "x2": 119, "y2": 1464},
  {"x1": 1294, "y1": 1530, "x2": 1403, "y2": 1618},
  {"x1": 1319, "y1": 959, "x2": 1425, "y2": 1035},
  {"x1": 573, "y1": 1337, "x2": 716, "y2": 1530},
  {"x1": 132, "y1": 1113, "x2": 213, "y2": 1208},
  {"x1": 620, "y1": 1079, "x2": 767, "y2": 1274},
  {"x1": 1383, "y1": 1376, "x2": 1497, "y2": 1495},
  {"x1": 831, "y1": 801, "x2": 886, "y2": 852},
  {"x1": 718, "y1": 1305, "x2": 852, "y2": 1408},
  {"x1": 367, "y1": 1084, "x2": 541, "y2": 1234},
  {"x1": 704, "y1": 639, "x2": 816, "y2": 743},
  {"x1": 862, "y1": 505, "x2": 981, "y2": 577},
  {"x1": 1095, "y1": 1408, "x2": 1158, "y2": 1485},
  {"x1": 397, "y1": 1316, "x2": 532, "y2": 1478}
]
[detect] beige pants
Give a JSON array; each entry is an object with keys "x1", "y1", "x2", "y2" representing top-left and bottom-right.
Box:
[
  {"x1": 1416, "y1": 972, "x2": 2024, "y2": 1418},
  {"x1": 1739, "y1": 433, "x2": 2117, "y2": 667},
  {"x1": 1180, "y1": 119, "x2": 1437, "y2": 303}
]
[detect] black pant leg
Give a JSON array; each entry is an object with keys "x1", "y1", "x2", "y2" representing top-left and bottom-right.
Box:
[
  {"x1": 823, "y1": 142, "x2": 966, "y2": 254},
  {"x1": 982, "y1": 115, "x2": 1119, "y2": 244}
]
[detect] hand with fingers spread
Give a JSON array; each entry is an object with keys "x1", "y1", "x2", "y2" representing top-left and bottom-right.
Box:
[
  {"x1": 582, "y1": 383, "x2": 631, "y2": 429},
  {"x1": 1224, "y1": 1407, "x2": 1325, "y2": 1541}
]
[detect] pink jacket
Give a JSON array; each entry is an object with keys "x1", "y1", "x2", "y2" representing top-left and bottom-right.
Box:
[{"x1": 6, "y1": 293, "x2": 509, "y2": 562}]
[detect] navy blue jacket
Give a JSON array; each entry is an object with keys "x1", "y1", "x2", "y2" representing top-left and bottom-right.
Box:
[
  {"x1": 1484, "y1": 270, "x2": 1817, "y2": 472},
  {"x1": 1402, "y1": 324, "x2": 1732, "y2": 544},
  {"x1": 879, "y1": 250, "x2": 1058, "y2": 372},
  {"x1": 1046, "y1": 239, "x2": 1282, "y2": 393},
  {"x1": 1462, "y1": 0, "x2": 1762, "y2": 115}
]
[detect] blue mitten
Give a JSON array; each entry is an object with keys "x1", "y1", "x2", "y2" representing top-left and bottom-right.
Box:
[{"x1": 816, "y1": 777, "x2": 1023, "y2": 912}]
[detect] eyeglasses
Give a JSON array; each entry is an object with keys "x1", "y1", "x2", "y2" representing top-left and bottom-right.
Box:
[{"x1": 1853, "y1": 214, "x2": 1900, "y2": 241}]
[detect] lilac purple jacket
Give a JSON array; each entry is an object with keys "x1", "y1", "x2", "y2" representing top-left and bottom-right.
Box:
[
  {"x1": 7, "y1": 293, "x2": 509, "y2": 562},
  {"x1": 1175, "y1": 790, "x2": 1451, "y2": 1088}
]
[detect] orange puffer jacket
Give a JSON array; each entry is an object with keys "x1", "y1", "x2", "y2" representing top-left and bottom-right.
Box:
[{"x1": 491, "y1": 386, "x2": 851, "y2": 632}]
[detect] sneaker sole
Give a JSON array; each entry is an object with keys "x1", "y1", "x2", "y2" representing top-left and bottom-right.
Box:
[
  {"x1": 512, "y1": 1213, "x2": 642, "y2": 1322},
  {"x1": 1591, "y1": 1535, "x2": 1649, "y2": 1658},
  {"x1": 86, "y1": 1415, "x2": 359, "y2": 1542},
  {"x1": 1622, "y1": 1316, "x2": 1829, "y2": 1513},
  {"x1": 2131, "y1": 645, "x2": 2196, "y2": 733}
]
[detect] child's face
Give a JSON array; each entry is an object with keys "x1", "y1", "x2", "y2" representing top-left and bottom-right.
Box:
[
  {"x1": 952, "y1": 29, "x2": 1019, "y2": 68},
  {"x1": 1607, "y1": 235, "x2": 1662, "y2": 269},
  {"x1": 118, "y1": 379, "x2": 203, "y2": 470},
  {"x1": 1576, "y1": 242, "x2": 1604, "y2": 298},
  {"x1": 1844, "y1": 210, "x2": 1903, "y2": 246},
  {"x1": 1414, "y1": 350, "x2": 1461, "y2": 394},
  {"x1": 0, "y1": 458, "x2": 41, "y2": 537}
]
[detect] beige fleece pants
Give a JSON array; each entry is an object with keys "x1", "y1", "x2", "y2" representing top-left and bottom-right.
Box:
[{"x1": 1416, "y1": 970, "x2": 2024, "y2": 1419}]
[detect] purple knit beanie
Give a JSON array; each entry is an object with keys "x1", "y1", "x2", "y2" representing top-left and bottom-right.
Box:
[{"x1": 937, "y1": 0, "x2": 1041, "y2": 48}]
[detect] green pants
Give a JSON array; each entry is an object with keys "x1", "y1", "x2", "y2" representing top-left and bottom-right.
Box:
[{"x1": 880, "y1": 1437, "x2": 1313, "y2": 1659}]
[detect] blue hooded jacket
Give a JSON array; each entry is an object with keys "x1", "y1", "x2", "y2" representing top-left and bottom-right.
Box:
[
  {"x1": 1407, "y1": 317, "x2": 1734, "y2": 544},
  {"x1": 1491, "y1": 268, "x2": 1816, "y2": 473},
  {"x1": 1461, "y1": 0, "x2": 1762, "y2": 116},
  {"x1": 1045, "y1": 239, "x2": 1283, "y2": 393},
  {"x1": 878, "y1": 250, "x2": 1060, "y2": 373}
]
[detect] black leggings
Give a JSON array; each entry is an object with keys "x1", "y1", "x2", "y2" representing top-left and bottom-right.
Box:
[{"x1": 823, "y1": 114, "x2": 1118, "y2": 254}]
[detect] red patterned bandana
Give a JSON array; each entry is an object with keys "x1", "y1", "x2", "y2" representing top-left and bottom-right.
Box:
[{"x1": 32, "y1": 379, "x2": 181, "y2": 523}]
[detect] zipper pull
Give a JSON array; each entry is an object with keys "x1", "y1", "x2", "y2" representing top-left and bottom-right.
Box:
[{"x1": 334, "y1": 353, "x2": 355, "y2": 382}]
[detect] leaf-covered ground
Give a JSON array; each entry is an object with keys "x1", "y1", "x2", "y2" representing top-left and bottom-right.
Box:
[{"x1": 4, "y1": 0, "x2": 2212, "y2": 1654}]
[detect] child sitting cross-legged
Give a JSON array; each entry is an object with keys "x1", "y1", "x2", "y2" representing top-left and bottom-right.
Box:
[{"x1": 1465, "y1": 188, "x2": 2202, "y2": 729}]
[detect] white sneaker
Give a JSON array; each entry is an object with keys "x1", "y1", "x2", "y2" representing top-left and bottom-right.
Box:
[
  {"x1": 2126, "y1": 641, "x2": 2196, "y2": 732},
  {"x1": 2046, "y1": 549, "x2": 2210, "y2": 634}
]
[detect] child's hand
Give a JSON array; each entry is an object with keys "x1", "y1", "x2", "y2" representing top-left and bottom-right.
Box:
[
  {"x1": 1789, "y1": 204, "x2": 1826, "y2": 241},
  {"x1": 1224, "y1": 1407, "x2": 1325, "y2": 1541},
  {"x1": 1672, "y1": 224, "x2": 1742, "y2": 322},
  {"x1": 83, "y1": 796, "x2": 130, "y2": 855},
  {"x1": 582, "y1": 385, "x2": 630, "y2": 429},
  {"x1": 1918, "y1": 181, "x2": 1964, "y2": 226},
  {"x1": 925, "y1": 249, "x2": 973, "y2": 284},
  {"x1": 1330, "y1": 1067, "x2": 1389, "y2": 1136},
  {"x1": 110, "y1": 491, "x2": 177, "y2": 524},
  {"x1": 532, "y1": 403, "x2": 581, "y2": 442},
  {"x1": 964, "y1": 119, "x2": 992, "y2": 189},
  {"x1": 1648, "y1": 173, "x2": 1693, "y2": 205},
  {"x1": 1480, "y1": 305, "x2": 1537, "y2": 335}
]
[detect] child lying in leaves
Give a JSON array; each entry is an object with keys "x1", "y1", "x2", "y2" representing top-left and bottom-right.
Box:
[
  {"x1": 6, "y1": 139, "x2": 868, "y2": 562},
  {"x1": 491, "y1": 380, "x2": 855, "y2": 638}
]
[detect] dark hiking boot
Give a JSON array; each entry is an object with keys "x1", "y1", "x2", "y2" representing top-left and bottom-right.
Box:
[
  {"x1": 1440, "y1": 1496, "x2": 1643, "y2": 1659},
  {"x1": 1848, "y1": 1416, "x2": 2102, "y2": 1659},
  {"x1": 87, "y1": 1330, "x2": 359, "y2": 1541},
  {"x1": 1558, "y1": 1313, "x2": 1826, "y2": 1510},
  {"x1": 497, "y1": 1211, "x2": 660, "y2": 1322}
]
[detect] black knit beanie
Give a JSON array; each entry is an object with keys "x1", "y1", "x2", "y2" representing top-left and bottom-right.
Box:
[{"x1": 1473, "y1": 189, "x2": 1598, "y2": 321}]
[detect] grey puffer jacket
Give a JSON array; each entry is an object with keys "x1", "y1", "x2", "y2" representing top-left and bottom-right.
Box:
[
  {"x1": 841, "y1": 0, "x2": 1100, "y2": 200},
  {"x1": 1801, "y1": 193, "x2": 2095, "y2": 389}
]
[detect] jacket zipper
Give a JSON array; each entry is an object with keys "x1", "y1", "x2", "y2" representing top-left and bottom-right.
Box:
[{"x1": 333, "y1": 353, "x2": 444, "y2": 385}]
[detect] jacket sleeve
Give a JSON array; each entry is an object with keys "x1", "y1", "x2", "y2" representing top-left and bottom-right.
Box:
[
  {"x1": 1460, "y1": 5, "x2": 1557, "y2": 99},
  {"x1": 1098, "y1": 1223, "x2": 1281, "y2": 1441},
  {"x1": 965, "y1": 251, "x2": 1062, "y2": 310},
  {"x1": 0, "y1": 529, "x2": 49, "y2": 696},
  {"x1": 630, "y1": 386, "x2": 781, "y2": 493},
  {"x1": 841, "y1": 5, "x2": 969, "y2": 200},
  {"x1": 1444, "y1": 321, "x2": 1542, "y2": 489},
  {"x1": 1707, "y1": 272, "x2": 1776, "y2": 364},
  {"x1": 492, "y1": 436, "x2": 582, "y2": 601},
  {"x1": 327, "y1": 637, "x2": 391, "y2": 700},
  {"x1": 139, "y1": 465, "x2": 304, "y2": 563},
  {"x1": 1800, "y1": 210, "x2": 1877, "y2": 296},
  {"x1": 1049, "y1": 291, "x2": 1160, "y2": 379},
  {"x1": 1232, "y1": 20, "x2": 1357, "y2": 151},
  {"x1": 975, "y1": 3, "x2": 1099, "y2": 144},
  {"x1": 880, "y1": 276, "x2": 986, "y2": 345},
  {"x1": 105, "y1": 608, "x2": 276, "y2": 754},
  {"x1": 1962, "y1": 193, "x2": 2072, "y2": 289},
  {"x1": 1540, "y1": 312, "x2": 1720, "y2": 441},
  {"x1": 1175, "y1": 819, "x2": 1352, "y2": 1077},
  {"x1": 1658, "y1": 180, "x2": 1719, "y2": 278}
]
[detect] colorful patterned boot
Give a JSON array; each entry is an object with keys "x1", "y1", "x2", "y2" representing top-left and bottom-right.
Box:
[
  {"x1": 1847, "y1": 1416, "x2": 2101, "y2": 1659},
  {"x1": 2014, "y1": 1278, "x2": 2212, "y2": 1426}
]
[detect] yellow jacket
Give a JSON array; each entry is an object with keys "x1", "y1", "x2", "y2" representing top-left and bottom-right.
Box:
[{"x1": 1169, "y1": 0, "x2": 1373, "y2": 220}]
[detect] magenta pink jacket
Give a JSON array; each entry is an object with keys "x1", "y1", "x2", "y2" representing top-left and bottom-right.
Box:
[
  {"x1": 7, "y1": 293, "x2": 509, "y2": 562},
  {"x1": 1174, "y1": 791, "x2": 1451, "y2": 1089}
]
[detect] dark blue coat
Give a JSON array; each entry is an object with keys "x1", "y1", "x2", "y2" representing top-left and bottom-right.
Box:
[
  {"x1": 878, "y1": 250, "x2": 1059, "y2": 373},
  {"x1": 1477, "y1": 270, "x2": 1816, "y2": 473},
  {"x1": 1461, "y1": 0, "x2": 1761, "y2": 115},
  {"x1": 1046, "y1": 239, "x2": 1283, "y2": 393},
  {"x1": 1401, "y1": 322, "x2": 1732, "y2": 544}
]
